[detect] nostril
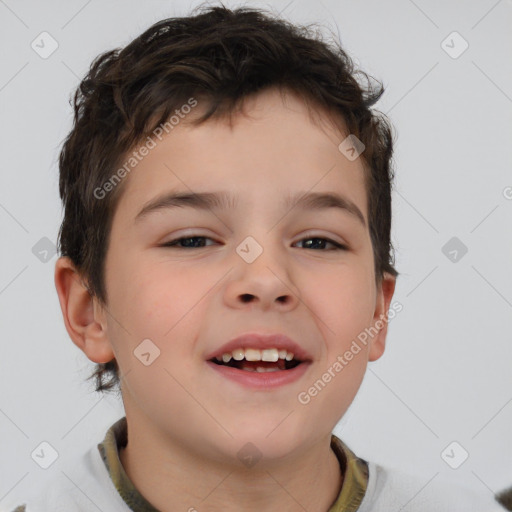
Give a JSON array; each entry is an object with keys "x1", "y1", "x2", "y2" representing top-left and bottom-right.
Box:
[{"x1": 240, "y1": 294, "x2": 255, "y2": 303}]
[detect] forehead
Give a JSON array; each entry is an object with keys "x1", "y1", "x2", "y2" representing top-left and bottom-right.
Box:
[{"x1": 112, "y1": 87, "x2": 368, "y2": 228}]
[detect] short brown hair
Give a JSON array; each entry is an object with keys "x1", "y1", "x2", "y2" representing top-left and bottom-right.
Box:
[{"x1": 57, "y1": 3, "x2": 399, "y2": 395}]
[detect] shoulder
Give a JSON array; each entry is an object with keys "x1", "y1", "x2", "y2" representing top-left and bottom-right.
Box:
[
  {"x1": 358, "y1": 460, "x2": 507, "y2": 512},
  {"x1": 5, "y1": 440, "x2": 130, "y2": 512}
]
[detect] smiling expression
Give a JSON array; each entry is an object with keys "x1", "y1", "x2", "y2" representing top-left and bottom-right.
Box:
[{"x1": 93, "y1": 86, "x2": 395, "y2": 463}]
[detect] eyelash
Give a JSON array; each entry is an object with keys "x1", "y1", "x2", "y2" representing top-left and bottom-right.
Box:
[{"x1": 161, "y1": 235, "x2": 348, "y2": 251}]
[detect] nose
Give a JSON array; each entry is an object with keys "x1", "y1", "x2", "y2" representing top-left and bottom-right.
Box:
[{"x1": 223, "y1": 243, "x2": 300, "y2": 312}]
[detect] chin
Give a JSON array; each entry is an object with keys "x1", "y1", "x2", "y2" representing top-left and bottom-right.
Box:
[{"x1": 227, "y1": 420, "x2": 309, "y2": 459}]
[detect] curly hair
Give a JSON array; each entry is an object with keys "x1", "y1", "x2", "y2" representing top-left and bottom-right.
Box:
[{"x1": 56, "y1": 3, "x2": 399, "y2": 395}]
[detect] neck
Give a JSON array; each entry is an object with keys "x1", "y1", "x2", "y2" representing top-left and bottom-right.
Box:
[{"x1": 118, "y1": 416, "x2": 343, "y2": 512}]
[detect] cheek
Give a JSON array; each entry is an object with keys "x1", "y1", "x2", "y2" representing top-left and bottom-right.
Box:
[
  {"x1": 302, "y1": 270, "x2": 374, "y2": 423},
  {"x1": 306, "y1": 265, "x2": 375, "y2": 338},
  {"x1": 109, "y1": 262, "x2": 215, "y2": 371},
  {"x1": 108, "y1": 258, "x2": 200, "y2": 335},
  {"x1": 107, "y1": 263, "x2": 203, "y2": 413},
  {"x1": 297, "y1": 336, "x2": 368, "y2": 430}
]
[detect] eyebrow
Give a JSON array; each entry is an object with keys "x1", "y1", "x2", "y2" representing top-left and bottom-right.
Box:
[{"x1": 134, "y1": 190, "x2": 366, "y2": 227}]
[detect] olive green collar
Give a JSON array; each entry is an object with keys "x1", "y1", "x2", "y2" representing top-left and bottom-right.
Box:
[{"x1": 98, "y1": 417, "x2": 369, "y2": 511}]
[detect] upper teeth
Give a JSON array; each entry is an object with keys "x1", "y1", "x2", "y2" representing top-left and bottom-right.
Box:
[{"x1": 217, "y1": 348, "x2": 295, "y2": 363}]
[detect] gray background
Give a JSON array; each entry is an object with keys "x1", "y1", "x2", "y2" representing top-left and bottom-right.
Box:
[{"x1": 1, "y1": 0, "x2": 511, "y2": 507}]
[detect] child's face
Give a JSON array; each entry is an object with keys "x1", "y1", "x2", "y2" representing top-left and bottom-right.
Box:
[{"x1": 93, "y1": 87, "x2": 395, "y2": 461}]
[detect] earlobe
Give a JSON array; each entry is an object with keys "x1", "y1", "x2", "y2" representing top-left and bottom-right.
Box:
[
  {"x1": 368, "y1": 273, "x2": 396, "y2": 362},
  {"x1": 54, "y1": 257, "x2": 115, "y2": 364}
]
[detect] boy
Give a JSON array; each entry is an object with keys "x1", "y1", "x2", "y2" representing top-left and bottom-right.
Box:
[{"x1": 9, "y1": 4, "x2": 508, "y2": 511}]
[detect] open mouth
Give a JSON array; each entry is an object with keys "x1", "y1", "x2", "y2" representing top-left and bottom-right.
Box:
[{"x1": 208, "y1": 348, "x2": 304, "y2": 372}]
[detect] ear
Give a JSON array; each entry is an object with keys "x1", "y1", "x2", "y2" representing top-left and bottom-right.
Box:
[
  {"x1": 54, "y1": 256, "x2": 115, "y2": 363},
  {"x1": 368, "y1": 272, "x2": 396, "y2": 362}
]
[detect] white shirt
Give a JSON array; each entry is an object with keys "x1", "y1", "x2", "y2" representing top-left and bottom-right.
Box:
[{"x1": 4, "y1": 423, "x2": 507, "y2": 512}]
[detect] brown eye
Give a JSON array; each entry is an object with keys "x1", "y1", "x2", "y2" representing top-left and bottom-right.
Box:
[
  {"x1": 162, "y1": 236, "x2": 217, "y2": 248},
  {"x1": 294, "y1": 237, "x2": 347, "y2": 251}
]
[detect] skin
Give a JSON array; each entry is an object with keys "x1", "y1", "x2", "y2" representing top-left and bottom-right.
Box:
[{"x1": 55, "y1": 86, "x2": 396, "y2": 511}]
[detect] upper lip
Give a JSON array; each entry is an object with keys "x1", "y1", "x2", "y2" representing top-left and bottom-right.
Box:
[{"x1": 206, "y1": 332, "x2": 313, "y2": 362}]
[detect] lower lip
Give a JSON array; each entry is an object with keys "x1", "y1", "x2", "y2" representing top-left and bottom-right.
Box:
[{"x1": 206, "y1": 361, "x2": 311, "y2": 389}]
